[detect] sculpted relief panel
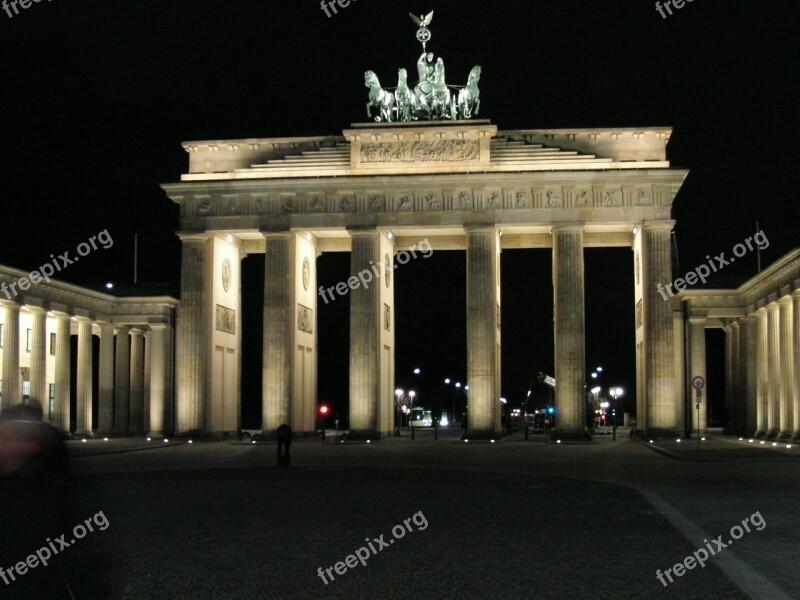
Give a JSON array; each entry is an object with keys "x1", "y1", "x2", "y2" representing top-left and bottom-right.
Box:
[
  {"x1": 360, "y1": 139, "x2": 480, "y2": 164},
  {"x1": 189, "y1": 183, "x2": 665, "y2": 217}
]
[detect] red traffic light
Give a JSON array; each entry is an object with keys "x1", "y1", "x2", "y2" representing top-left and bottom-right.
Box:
[{"x1": 318, "y1": 404, "x2": 330, "y2": 415}]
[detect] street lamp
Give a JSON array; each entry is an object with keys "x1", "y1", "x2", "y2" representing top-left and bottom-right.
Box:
[
  {"x1": 608, "y1": 387, "x2": 624, "y2": 440},
  {"x1": 394, "y1": 388, "x2": 404, "y2": 435},
  {"x1": 318, "y1": 404, "x2": 330, "y2": 439}
]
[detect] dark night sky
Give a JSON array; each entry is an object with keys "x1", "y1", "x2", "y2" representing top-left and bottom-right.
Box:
[{"x1": 1, "y1": 1, "x2": 798, "y2": 426}]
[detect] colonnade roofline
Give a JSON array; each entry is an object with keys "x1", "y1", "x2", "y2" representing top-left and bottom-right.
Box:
[
  {"x1": 174, "y1": 123, "x2": 677, "y2": 181},
  {"x1": 0, "y1": 263, "x2": 178, "y2": 325},
  {"x1": 678, "y1": 247, "x2": 800, "y2": 317},
  {"x1": 196, "y1": 222, "x2": 676, "y2": 253}
]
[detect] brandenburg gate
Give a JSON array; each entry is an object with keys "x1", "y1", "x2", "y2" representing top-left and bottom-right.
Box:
[{"x1": 161, "y1": 120, "x2": 688, "y2": 440}]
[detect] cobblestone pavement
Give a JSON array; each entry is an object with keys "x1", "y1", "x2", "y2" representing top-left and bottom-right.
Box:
[{"x1": 22, "y1": 431, "x2": 798, "y2": 599}]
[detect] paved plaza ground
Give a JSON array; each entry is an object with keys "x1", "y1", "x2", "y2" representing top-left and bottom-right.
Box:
[{"x1": 14, "y1": 429, "x2": 800, "y2": 599}]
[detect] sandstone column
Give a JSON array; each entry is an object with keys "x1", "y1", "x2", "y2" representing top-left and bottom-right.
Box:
[
  {"x1": 129, "y1": 329, "x2": 145, "y2": 435},
  {"x1": 766, "y1": 303, "x2": 780, "y2": 438},
  {"x1": 755, "y1": 308, "x2": 769, "y2": 437},
  {"x1": 175, "y1": 233, "x2": 209, "y2": 434},
  {"x1": 688, "y1": 317, "x2": 707, "y2": 434},
  {"x1": 29, "y1": 307, "x2": 48, "y2": 406},
  {"x1": 739, "y1": 316, "x2": 758, "y2": 437},
  {"x1": 97, "y1": 324, "x2": 116, "y2": 434},
  {"x1": 727, "y1": 322, "x2": 741, "y2": 434},
  {"x1": 2, "y1": 302, "x2": 21, "y2": 408},
  {"x1": 75, "y1": 318, "x2": 93, "y2": 435},
  {"x1": 262, "y1": 233, "x2": 292, "y2": 433},
  {"x1": 148, "y1": 324, "x2": 170, "y2": 437},
  {"x1": 349, "y1": 231, "x2": 380, "y2": 438},
  {"x1": 143, "y1": 330, "x2": 152, "y2": 434},
  {"x1": 793, "y1": 293, "x2": 800, "y2": 441},
  {"x1": 778, "y1": 298, "x2": 794, "y2": 439},
  {"x1": 466, "y1": 227, "x2": 501, "y2": 439},
  {"x1": 552, "y1": 225, "x2": 588, "y2": 440},
  {"x1": 54, "y1": 315, "x2": 71, "y2": 431},
  {"x1": 641, "y1": 223, "x2": 678, "y2": 437},
  {"x1": 114, "y1": 326, "x2": 131, "y2": 434}
]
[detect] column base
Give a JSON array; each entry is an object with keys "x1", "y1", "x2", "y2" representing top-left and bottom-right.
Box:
[
  {"x1": 633, "y1": 428, "x2": 680, "y2": 440},
  {"x1": 549, "y1": 428, "x2": 592, "y2": 442},
  {"x1": 462, "y1": 429, "x2": 503, "y2": 441},
  {"x1": 791, "y1": 431, "x2": 800, "y2": 442},
  {"x1": 778, "y1": 430, "x2": 793, "y2": 441},
  {"x1": 766, "y1": 428, "x2": 780, "y2": 439},
  {"x1": 344, "y1": 429, "x2": 382, "y2": 441},
  {"x1": 755, "y1": 430, "x2": 767, "y2": 438}
]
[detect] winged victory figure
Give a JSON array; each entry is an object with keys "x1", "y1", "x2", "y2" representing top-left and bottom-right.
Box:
[{"x1": 409, "y1": 11, "x2": 433, "y2": 27}]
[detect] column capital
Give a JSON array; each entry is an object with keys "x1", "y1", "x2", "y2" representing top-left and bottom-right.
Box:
[
  {"x1": 551, "y1": 223, "x2": 585, "y2": 234},
  {"x1": 464, "y1": 224, "x2": 499, "y2": 234},
  {"x1": 261, "y1": 230, "x2": 293, "y2": 241},
  {"x1": 25, "y1": 305, "x2": 47, "y2": 314},
  {"x1": 689, "y1": 316, "x2": 708, "y2": 326},
  {"x1": 0, "y1": 299, "x2": 21, "y2": 309},
  {"x1": 777, "y1": 295, "x2": 793, "y2": 307},
  {"x1": 641, "y1": 220, "x2": 676, "y2": 232},
  {"x1": 290, "y1": 229, "x2": 321, "y2": 246},
  {"x1": 115, "y1": 325, "x2": 131, "y2": 334},
  {"x1": 346, "y1": 227, "x2": 381, "y2": 239},
  {"x1": 767, "y1": 301, "x2": 780, "y2": 313},
  {"x1": 177, "y1": 232, "x2": 210, "y2": 244}
]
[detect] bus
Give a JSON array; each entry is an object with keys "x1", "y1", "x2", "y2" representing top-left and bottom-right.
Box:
[{"x1": 409, "y1": 408, "x2": 433, "y2": 427}]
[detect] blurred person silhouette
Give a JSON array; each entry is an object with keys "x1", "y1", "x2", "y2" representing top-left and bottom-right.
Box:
[
  {"x1": 0, "y1": 400, "x2": 73, "y2": 599},
  {"x1": 276, "y1": 423, "x2": 292, "y2": 467}
]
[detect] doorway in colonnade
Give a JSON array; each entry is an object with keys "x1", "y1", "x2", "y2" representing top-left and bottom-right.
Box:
[
  {"x1": 242, "y1": 251, "x2": 356, "y2": 433},
  {"x1": 584, "y1": 248, "x2": 635, "y2": 432},
  {"x1": 500, "y1": 249, "x2": 553, "y2": 430},
  {"x1": 241, "y1": 255, "x2": 264, "y2": 431},
  {"x1": 67, "y1": 333, "x2": 99, "y2": 433},
  {"x1": 315, "y1": 252, "x2": 351, "y2": 430},
  {"x1": 394, "y1": 248, "x2": 465, "y2": 433}
]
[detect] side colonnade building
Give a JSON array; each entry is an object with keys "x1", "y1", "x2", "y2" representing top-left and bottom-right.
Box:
[
  {"x1": 678, "y1": 249, "x2": 800, "y2": 439},
  {"x1": 0, "y1": 264, "x2": 177, "y2": 436},
  {"x1": 162, "y1": 120, "x2": 690, "y2": 440}
]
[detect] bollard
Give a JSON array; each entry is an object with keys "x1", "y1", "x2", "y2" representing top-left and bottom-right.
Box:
[
  {"x1": 276, "y1": 424, "x2": 292, "y2": 467},
  {"x1": 434, "y1": 421, "x2": 438, "y2": 440},
  {"x1": 524, "y1": 423, "x2": 529, "y2": 441},
  {"x1": 411, "y1": 425, "x2": 415, "y2": 440}
]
